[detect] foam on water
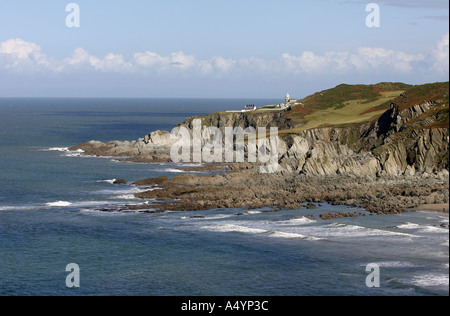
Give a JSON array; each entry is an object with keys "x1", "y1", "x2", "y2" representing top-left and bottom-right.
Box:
[
  {"x1": 398, "y1": 222, "x2": 422, "y2": 230},
  {"x1": 278, "y1": 217, "x2": 316, "y2": 225},
  {"x1": 114, "y1": 194, "x2": 139, "y2": 200},
  {"x1": 411, "y1": 273, "x2": 449, "y2": 289},
  {"x1": 198, "y1": 223, "x2": 324, "y2": 241},
  {"x1": 42, "y1": 147, "x2": 85, "y2": 157},
  {"x1": 96, "y1": 179, "x2": 117, "y2": 184},
  {"x1": 376, "y1": 261, "x2": 420, "y2": 268},
  {"x1": 42, "y1": 147, "x2": 70, "y2": 152},
  {"x1": 0, "y1": 205, "x2": 40, "y2": 211},
  {"x1": 46, "y1": 201, "x2": 73, "y2": 207}
]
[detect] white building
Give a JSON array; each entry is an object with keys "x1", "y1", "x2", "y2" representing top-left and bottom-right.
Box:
[{"x1": 242, "y1": 105, "x2": 257, "y2": 112}]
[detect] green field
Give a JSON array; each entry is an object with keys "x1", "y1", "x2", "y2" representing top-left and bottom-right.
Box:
[{"x1": 280, "y1": 90, "x2": 404, "y2": 134}]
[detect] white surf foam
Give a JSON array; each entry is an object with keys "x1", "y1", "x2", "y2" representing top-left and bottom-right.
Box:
[
  {"x1": 201, "y1": 224, "x2": 268, "y2": 235},
  {"x1": 412, "y1": 273, "x2": 449, "y2": 288},
  {"x1": 45, "y1": 200, "x2": 115, "y2": 208},
  {"x1": 0, "y1": 205, "x2": 39, "y2": 211},
  {"x1": 199, "y1": 223, "x2": 324, "y2": 241},
  {"x1": 43, "y1": 147, "x2": 70, "y2": 152},
  {"x1": 156, "y1": 167, "x2": 205, "y2": 174},
  {"x1": 243, "y1": 211, "x2": 263, "y2": 215},
  {"x1": 314, "y1": 223, "x2": 418, "y2": 239},
  {"x1": 96, "y1": 179, "x2": 117, "y2": 184},
  {"x1": 420, "y1": 225, "x2": 449, "y2": 233},
  {"x1": 397, "y1": 222, "x2": 421, "y2": 230},
  {"x1": 63, "y1": 149, "x2": 85, "y2": 157},
  {"x1": 377, "y1": 261, "x2": 419, "y2": 268},
  {"x1": 46, "y1": 201, "x2": 72, "y2": 207},
  {"x1": 94, "y1": 187, "x2": 144, "y2": 195},
  {"x1": 162, "y1": 168, "x2": 185, "y2": 173},
  {"x1": 175, "y1": 163, "x2": 204, "y2": 168},
  {"x1": 268, "y1": 231, "x2": 324, "y2": 241},
  {"x1": 278, "y1": 217, "x2": 316, "y2": 225},
  {"x1": 114, "y1": 194, "x2": 138, "y2": 200}
]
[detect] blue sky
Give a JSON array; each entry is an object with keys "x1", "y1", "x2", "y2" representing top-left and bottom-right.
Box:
[{"x1": 0, "y1": 0, "x2": 448, "y2": 98}]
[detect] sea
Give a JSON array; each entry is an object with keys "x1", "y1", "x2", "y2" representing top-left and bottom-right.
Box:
[{"x1": 0, "y1": 98, "x2": 448, "y2": 296}]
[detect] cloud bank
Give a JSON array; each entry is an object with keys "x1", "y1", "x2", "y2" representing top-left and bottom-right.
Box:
[
  {"x1": 0, "y1": 34, "x2": 448, "y2": 97},
  {"x1": 1, "y1": 35, "x2": 448, "y2": 77}
]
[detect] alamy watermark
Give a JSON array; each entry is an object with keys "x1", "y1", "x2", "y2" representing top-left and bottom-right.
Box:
[
  {"x1": 66, "y1": 263, "x2": 80, "y2": 288},
  {"x1": 365, "y1": 263, "x2": 381, "y2": 288},
  {"x1": 66, "y1": 3, "x2": 80, "y2": 28},
  {"x1": 170, "y1": 119, "x2": 279, "y2": 174},
  {"x1": 366, "y1": 3, "x2": 380, "y2": 28}
]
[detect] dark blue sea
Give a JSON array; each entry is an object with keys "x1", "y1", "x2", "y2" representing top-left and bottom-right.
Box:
[{"x1": 0, "y1": 98, "x2": 448, "y2": 296}]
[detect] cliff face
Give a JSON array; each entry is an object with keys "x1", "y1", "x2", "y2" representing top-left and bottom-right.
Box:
[
  {"x1": 177, "y1": 95, "x2": 449, "y2": 178},
  {"x1": 71, "y1": 82, "x2": 449, "y2": 178},
  {"x1": 182, "y1": 110, "x2": 287, "y2": 130},
  {"x1": 275, "y1": 100, "x2": 448, "y2": 177}
]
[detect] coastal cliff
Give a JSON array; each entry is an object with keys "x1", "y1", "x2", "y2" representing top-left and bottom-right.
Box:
[{"x1": 70, "y1": 82, "x2": 449, "y2": 178}]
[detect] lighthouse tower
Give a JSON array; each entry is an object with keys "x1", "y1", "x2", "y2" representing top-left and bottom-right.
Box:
[{"x1": 285, "y1": 93, "x2": 291, "y2": 104}]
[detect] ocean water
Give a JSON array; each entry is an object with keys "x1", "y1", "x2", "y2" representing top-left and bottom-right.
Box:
[{"x1": 0, "y1": 98, "x2": 448, "y2": 296}]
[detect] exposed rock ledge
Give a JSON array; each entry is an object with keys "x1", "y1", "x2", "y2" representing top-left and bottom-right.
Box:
[{"x1": 125, "y1": 163, "x2": 449, "y2": 217}]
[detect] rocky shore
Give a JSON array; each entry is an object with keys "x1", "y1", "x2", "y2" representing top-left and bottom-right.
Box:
[{"x1": 122, "y1": 162, "x2": 448, "y2": 219}]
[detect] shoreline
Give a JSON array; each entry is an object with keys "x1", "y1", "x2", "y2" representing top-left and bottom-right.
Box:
[
  {"x1": 115, "y1": 162, "x2": 450, "y2": 221},
  {"x1": 411, "y1": 204, "x2": 449, "y2": 213}
]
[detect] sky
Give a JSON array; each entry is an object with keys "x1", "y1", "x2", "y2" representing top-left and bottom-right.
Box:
[{"x1": 0, "y1": 0, "x2": 448, "y2": 98}]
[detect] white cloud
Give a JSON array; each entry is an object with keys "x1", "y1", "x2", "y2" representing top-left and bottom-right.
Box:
[
  {"x1": 430, "y1": 32, "x2": 449, "y2": 75},
  {"x1": 90, "y1": 53, "x2": 133, "y2": 73},
  {"x1": 0, "y1": 38, "x2": 54, "y2": 71},
  {"x1": 0, "y1": 36, "x2": 447, "y2": 80},
  {"x1": 280, "y1": 47, "x2": 424, "y2": 74}
]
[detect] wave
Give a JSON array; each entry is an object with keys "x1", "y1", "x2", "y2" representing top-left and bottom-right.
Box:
[
  {"x1": 93, "y1": 186, "x2": 145, "y2": 196},
  {"x1": 96, "y1": 179, "x2": 117, "y2": 184},
  {"x1": 411, "y1": 273, "x2": 449, "y2": 289},
  {"x1": 199, "y1": 223, "x2": 324, "y2": 241},
  {"x1": 113, "y1": 194, "x2": 139, "y2": 200},
  {"x1": 0, "y1": 205, "x2": 40, "y2": 211},
  {"x1": 41, "y1": 147, "x2": 85, "y2": 157},
  {"x1": 278, "y1": 217, "x2": 316, "y2": 225},
  {"x1": 376, "y1": 261, "x2": 419, "y2": 268},
  {"x1": 156, "y1": 168, "x2": 206, "y2": 174},
  {"x1": 157, "y1": 168, "x2": 201, "y2": 173},
  {"x1": 46, "y1": 201, "x2": 72, "y2": 207},
  {"x1": 45, "y1": 200, "x2": 114, "y2": 208},
  {"x1": 397, "y1": 222, "x2": 422, "y2": 230},
  {"x1": 175, "y1": 163, "x2": 203, "y2": 168},
  {"x1": 398, "y1": 222, "x2": 448, "y2": 234},
  {"x1": 41, "y1": 147, "x2": 70, "y2": 152},
  {"x1": 241, "y1": 210, "x2": 263, "y2": 216},
  {"x1": 201, "y1": 224, "x2": 269, "y2": 235},
  {"x1": 321, "y1": 223, "x2": 418, "y2": 238},
  {"x1": 78, "y1": 208, "x2": 139, "y2": 216},
  {"x1": 420, "y1": 225, "x2": 449, "y2": 233},
  {"x1": 267, "y1": 231, "x2": 324, "y2": 241}
]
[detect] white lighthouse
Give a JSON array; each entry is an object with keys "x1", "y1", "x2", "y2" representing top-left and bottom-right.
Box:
[{"x1": 285, "y1": 93, "x2": 291, "y2": 104}]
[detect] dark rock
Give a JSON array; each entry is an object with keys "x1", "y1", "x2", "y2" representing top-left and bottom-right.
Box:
[
  {"x1": 113, "y1": 179, "x2": 127, "y2": 184},
  {"x1": 133, "y1": 176, "x2": 168, "y2": 186}
]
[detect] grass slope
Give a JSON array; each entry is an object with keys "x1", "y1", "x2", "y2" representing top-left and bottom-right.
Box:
[{"x1": 280, "y1": 82, "x2": 410, "y2": 134}]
